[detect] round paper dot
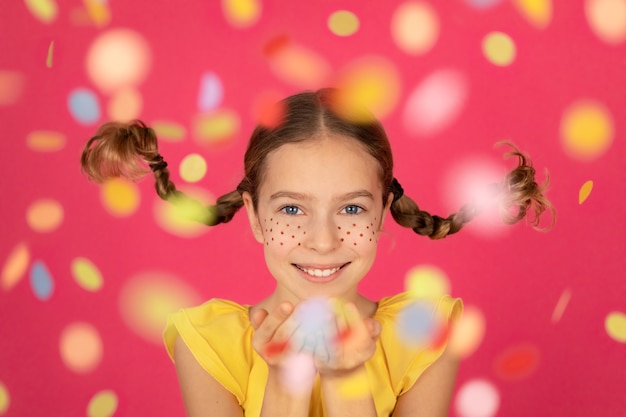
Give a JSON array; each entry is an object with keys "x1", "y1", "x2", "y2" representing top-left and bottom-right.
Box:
[
  {"x1": 26, "y1": 131, "x2": 66, "y2": 152},
  {"x1": 280, "y1": 353, "x2": 317, "y2": 394},
  {"x1": 268, "y1": 41, "x2": 332, "y2": 89},
  {"x1": 405, "y1": 264, "x2": 450, "y2": 300},
  {"x1": 252, "y1": 90, "x2": 286, "y2": 128},
  {"x1": 482, "y1": 32, "x2": 516, "y2": 66},
  {"x1": 180, "y1": 154, "x2": 207, "y2": 183},
  {"x1": 579, "y1": 180, "x2": 594, "y2": 204},
  {"x1": 222, "y1": 0, "x2": 261, "y2": 28},
  {"x1": 391, "y1": 2, "x2": 439, "y2": 55},
  {"x1": 151, "y1": 121, "x2": 186, "y2": 142},
  {"x1": 328, "y1": 10, "x2": 360, "y2": 37},
  {"x1": 26, "y1": 199, "x2": 64, "y2": 232},
  {"x1": 0, "y1": 70, "x2": 25, "y2": 106},
  {"x1": 586, "y1": 0, "x2": 626, "y2": 44},
  {"x1": 1, "y1": 242, "x2": 30, "y2": 291},
  {"x1": 71, "y1": 257, "x2": 103, "y2": 291},
  {"x1": 396, "y1": 300, "x2": 440, "y2": 346},
  {"x1": 119, "y1": 272, "x2": 200, "y2": 343},
  {"x1": 100, "y1": 177, "x2": 140, "y2": 217},
  {"x1": 605, "y1": 311, "x2": 626, "y2": 343},
  {"x1": 198, "y1": 72, "x2": 223, "y2": 112},
  {"x1": 154, "y1": 187, "x2": 215, "y2": 237},
  {"x1": 513, "y1": 0, "x2": 552, "y2": 28},
  {"x1": 560, "y1": 100, "x2": 614, "y2": 161},
  {"x1": 87, "y1": 390, "x2": 118, "y2": 417},
  {"x1": 0, "y1": 382, "x2": 8, "y2": 414},
  {"x1": 493, "y1": 343, "x2": 540, "y2": 380},
  {"x1": 464, "y1": 0, "x2": 504, "y2": 9},
  {"x1": 30, "y1": 260, "x2": 54, "y2": 301},
  {"x1": 59, "y1": 322, "x2": 103, "y2": 373},
  {"x1": 68, "y1": 88, "x2": 101, "y2": 125},
  {"x1": 25, "y1": 0, "x2": 58, "y2": 23},
  {"x1": 107, "y1": 87, "x2": 143, "y2": 121},
  {"x1": 455, "y1": 379, "x2": 500, "y2": 417},
  {"x1": 193, "y1": 109, "x2": 240, "y2": 145},
  {"x1": 448, "y1": 306, "x2": 486, "y2": 358},
  {"x1": 84, "y1": 0, "x2": 111, "y2": 27},
  {"x1": 86, "y1": 28, "x2": 152, "y2": 94}
]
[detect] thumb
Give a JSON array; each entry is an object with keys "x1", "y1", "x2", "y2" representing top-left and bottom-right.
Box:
[
  {"x1": 251, "y1": 307, "x2": 269, "y2": 329},
  {"x1": 365, "y1": 318, "x2": 381, "y2": 339}
]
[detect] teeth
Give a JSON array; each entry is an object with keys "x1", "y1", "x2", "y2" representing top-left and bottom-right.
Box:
[{"x1": 298, "y1": 266, "x2": 340, "y2": 277}]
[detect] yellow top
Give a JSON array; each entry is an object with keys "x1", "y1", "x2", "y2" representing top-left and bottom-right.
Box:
[{"x1": 164, "y1": 292, "x2": 462, "y2": 417}]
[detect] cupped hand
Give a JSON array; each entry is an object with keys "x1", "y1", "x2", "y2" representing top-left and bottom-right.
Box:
[{"x1": 251, "y1": 302, "x2": 298, "y2": 367}]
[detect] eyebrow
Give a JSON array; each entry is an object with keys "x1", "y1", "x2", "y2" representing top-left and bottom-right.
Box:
[{"x1": 269, "y1": 190, "x2": 375, "y2": 202}]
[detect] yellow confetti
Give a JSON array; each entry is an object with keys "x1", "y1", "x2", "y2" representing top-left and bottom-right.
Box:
[
  {"x1": 328, "y1": 10, "x2": 360, "y2": 37},
  {"x1": 551, "y1": 288, "x2": 571, "y2": 323},
  {"x1": 87, "y1": 390, "x2": 118, "y2": 417},
  {"x1": 26, "y1": 199, "x2": 64, "y2": 232},
  {"x1": 222, "y1": 0, "x2": 261, "y2": 28},
  {"x1": 482, "y1": 32, "x2": 516, "y2": 66},
  {"x1": 0, "y1": 382, "x2": 9, "y2": 414},
  {"x1": 1, "y1": 242, "x2": 29, "y2": 291},
  {"x1": 154, "y1": 187, "x2": 215, "y2": 238},
  {"x1": 193, "y1": 109, "x2": 240, "y2": 145},
  {"x1": 46, "y1": 40, "x2": 54, "y2": 68},
  {"x1": 180, "y1": 153, "x2": 207, "y2": 183},
  {"x1": 405, "y1": 264, "x2": 450, "y2": 300},
  {"x1": 560, "y1": 100, "x2": 614, "y2": 161},
  {"x1": 391, "y1": 1, "x2": 439, "y2": 55},
  {"x1": 71, "y1": 257, "x2": 103, "y2": 291},
  {"x1": 84, "y1": 0, "x2": 112, "y2": 27},
  {"x1": 26, "y1": 131, "x2": 66, "y2": 152},
  {"x1": 513, "y1": 0, "x2": 552, "y2": 28},
  {"x1": 101, "y1": 177, "x2": 140, "y2": 217},
  {"x1": 151, "y1": 121, "x2": 186, "y2": 142},
  {"x1": 25, "y1": 0, "x2": 58, "y2": 23},
  {"x1": 578, "y1": 180, "x2": 593, "y2": 204},
  {"x1": 605, "y1": 311, "x2": 626, "y2": 343},
  {"x1": 585, "y1": 0, "x2": 626, "y2": 44}
]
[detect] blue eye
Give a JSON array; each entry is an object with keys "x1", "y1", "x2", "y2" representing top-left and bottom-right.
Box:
[
  {"x1": 281, "y1": 205, "x2": 301, "y2": 215},
  {"x1": 343, "y1": 205, "x2": 363, "y2": 215}
]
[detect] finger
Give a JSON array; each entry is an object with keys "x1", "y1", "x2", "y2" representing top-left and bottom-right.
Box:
[
  {"x1": 365, "y1": 318, "x2": 382, "y2": 340},
  {"x1": 251, "y1": 308, "x2": 269, "y2": 330},
  {"x1": 255, "y1": 302, "x2": 294, "y2": 343}
]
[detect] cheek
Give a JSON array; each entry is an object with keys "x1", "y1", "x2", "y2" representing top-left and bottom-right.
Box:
[
  {"x1": 261, "y1": 217, "x2": 307, "y2": 249},
  {"x1": 336, "y1": 216, "x2": 380, "y2": 249}
]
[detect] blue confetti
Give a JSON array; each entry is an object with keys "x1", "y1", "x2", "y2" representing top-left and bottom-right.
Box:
[
  {"x1": 197, "y1": 71, "x2": 223, "y2": 112},
  {"x1": 30, "y1": 260, "x2": 54, "y2": 301},
  {"x1": 464, "y1": 0, "x2": 503, "y2": 9},
  {"x1": 68, "y1": 88, "x2": 101, "y2": 125},
  {"x1": 396, "y1": 300, "x2": 438, "y2": 346}
]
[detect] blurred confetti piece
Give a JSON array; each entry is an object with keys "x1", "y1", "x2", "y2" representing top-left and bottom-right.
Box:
[
  {"x1": 198, "y1": 72, "x2": 223, "y2": 112},
  {"x1": 391, "y1": 1, "x2": 439, "y2": 55},
  {"x1": 86, "y1": 28, "x2": 152, "y2": 94},
  {"x1": 252, "y1": 90, "x2": 286, "y2": 128},
  {"x1": 180, "y1": 153, "x2": 207, "y2": 183},
  {"x1": 513, "y1": 0, "x2": 553, "y2": 28},
  {"x1": 397, "y1": 300, "x2": 442, "y2": 346},
  {"x1": 87, "y1": 390, "x2": 118, "y2": 417},
  {"x1": 560, "y1": 100, "x2": 614, "y2": 161},
  {"x1": 30, "y1": 260, "x2": 54, "y2": 301},
  {"x1": 494, "y1": 343, "x2": 540, "y2": 380},
  {"x1": 193, "y1": 109, "x2": 240, "y2": 145},
  {"x1": 59, "y1": 322, "x2": 103, "y2": 373},
  {"x1": 222, "y1": 0, "x2": 261, "y2": 28},
  {"x1": 26, "y1": 198, "x2": 64, "y2": 232},
  {"x1": 154, "y1": 186, "x2": 215, "y2": 237},
  {"x1": 101, "y1": 177, "x2": 140, "y2": 217},
  {"x1": 119, "y1": 272, "x2": 200, "y2": 343},
  {"x1": 482, "y1": 32, "x2": 516, "y2": 66},
  {"x1": 405, "y1": 264, "x2": 450, "y2": 300},
  {"x1": 107, "y1": 87, "x2": 143, "y2": 121},
  {"x1": 463, "y1": 0, "x2": 504, "y2": 9},
  {"x1": 84, "y1": 0, "x2": 112, "y2": 27},
  {"x1": 0, "y1": 382, "x2": 8, "y2": 414},
  {"x1": 68, "y1": 88, "x2": 101, "y2": 125},
  {"x1": 280, "y1": 353, "x2": 317, "y2": 394},
  {"x1": 1, "y1": 242, "x2": 30, "y2": 291},
  {"x1": 328, "y1": 10, "x2": 360, "y2": 37},
  {"x1": 0, "y1": 70, "x2": 25, "y2": 106},
  {"x1": 455, "y1": 379, "x2": 500, "y2": 417},
  {"x1": 605, "y1": 311, "x2": 626, "y2": 343},
  {"x1": 71, "y1": 257, "x2": 103, "y2": 291},
  {"x1": 333, "y1": 56, "x2": 401, "y2": 122},
  {"x1": 551, "y1": 288, "x2": 572, "y2": 323},
  {"x1": 25, "y1": 0, "x2": 58, "y2": 23},
  {"x1": 267, "y1": 38, "x2": 332, "y2": 89},
  {"x1": 404, "y1": 68, "x2": 468, "y2": 137},
  {"x1": 151, "y1": 120, "x2": 186, "y2": 142},
  {"x1": 579, "y1": 181, "x2": 594, "y2": 204},
  {"x1": 448, "y1": 306, "x2": 486, "y2": 358},
  {"x1": 27, "y1": 131, "x2": 66, "y2": 152},
  {"x1": 47, "y1": 41, "x2": 54, "y2": 68},
  {"x1": 585, "y1": 0, "x2": 626, "y2": 44}
]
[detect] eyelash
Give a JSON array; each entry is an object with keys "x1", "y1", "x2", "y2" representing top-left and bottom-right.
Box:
[{"x1": 279, "y1": 205, "x2": 365, "y2": 216}]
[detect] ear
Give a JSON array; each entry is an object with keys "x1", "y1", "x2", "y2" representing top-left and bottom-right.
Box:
[{"x1": 242, "y1": 191, "x2": 265, "y2": 244}]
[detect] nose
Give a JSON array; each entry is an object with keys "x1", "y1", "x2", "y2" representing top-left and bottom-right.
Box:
[{"x1": 303, "y1": 215, "x2": 341, "y2": 253}]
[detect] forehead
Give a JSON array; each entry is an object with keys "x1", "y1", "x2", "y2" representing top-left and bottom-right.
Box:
[{"x1": 259, "y1": 134, "x2": 383, "y2": 199}]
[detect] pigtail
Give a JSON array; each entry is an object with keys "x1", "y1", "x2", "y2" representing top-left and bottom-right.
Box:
[
  {"x1": 80, "y1": 119, "x2": 245, "y2": 226},
  {"x1": 390, "y1": 142, "x2": 555, "y2": 239}
]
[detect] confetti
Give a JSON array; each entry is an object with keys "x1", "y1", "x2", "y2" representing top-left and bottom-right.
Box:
[
  {"x1": 87, "y1": 390, "x2": 118, "y2": 417},
  {"x1": 266, "y1": 37, "x2": 332, "y2": 89},
  {"x1": 482, "y1": 32, "x2": 516, "y2": 66},
  {"x1": 560, "y1": 100, "x2": 614, "y2": 161},
  {"x1": 154, "y1": 186, "x2": 215, "y2": 237},
  {"x1": 198, "y1": 72, "x2": 223, "y2": 112},
  {"x1": 86, "y1": 28, "x2": 152, "y2": 94},
  {"x1": 328, "y1": 10, "x2": 360, "y2": 37},
  {"x1": 101, "y1": 178, "x2": 140, "y2": 217},
  {"x1": 585, "y1": 0, "x2": 626, "y2": 44},
  {"x1": 222, "y1": 0, "x2": 261, "y2": 28},
  {"x1": 59, "y1": 322, "x2": 103, "y2": 373},
  {"x1": 279, "y1": 352, "x2": 317, "y2": 394},
  {"x1": 107, "y1": 87, "x2": 143, "y2": 121},
  {"x1": 252, "y1": 90, "x2": 286, "y2": 128},
  {"x1": 0, "y1": 70, "x2": 25, "y2": 106},
  {"x1": 396, "y1": 300, "x2": 442, "y2": 346},
  {"x1": 68, "y1": 88, "x2": 101, "y2": 125},
  {"x1": 605, "y1": 311, "x2": 626, "y2": 343},
  {"x1": 25, "y1": 0, "x2": 58, "y2": 23},
  {"x1": 30, "y1": 260, "x2": 54, "y2": 301},
  {"x1": 448, "y1": 306, "x2": 486, "y2": 358},
  {"x1": 463, "y1": 0, "x2": 504, "y2": 9},
  {"x1": 0, "y1": 382, "x2": 8, "y2": 414},
  {"x1": 46, "y1": 40, "x2": 54, "y2": 68},
  {"x1": 1, "y1": 242, "x2": 30, "y2": 291},
  {"x1": 493, "y1": 343, "x2": 540, "y2": 380},
  {"x1": 84, "y1": 0, "x2": 112, "y2": 27},
  {"x1": 391, "y1": 1, "x2": 439, "y2": 55},
  {"x1": 405, "y1": 264, "x2": 450, "y2": 300},
  {"x1": 26, "y1": 198, "x2": 64, "y2": 232},
  {"x1": 578, "y1": 181, "x2": 594, "y2": 204},
  {"x1": 193, "y1": 109, "x2": 240, "y2": 145},
  {"x1": 151, "y1": 121, "x2": 187, "y2": 142},
  {"x1": 26, "y1": 131, "x2": 66, "y2": 152},
  {"x1": 455, "y1": 379, "x2": 500, "y2": 417},
  {"x1": 513, "y1": 0, "x2": 553, "y2": 28},
  {"x1": 180, "y1": 153, "x2": 207, "y2": 183},
  {"x1": 551, "y1": 288, "x2": 572, "y2": 323},
  {"x1": 71, "y1": 257, "x2": 103, "y2": 291}
]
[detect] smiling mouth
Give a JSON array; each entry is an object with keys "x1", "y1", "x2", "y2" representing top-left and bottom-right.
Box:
[{"x1": 293, "y1": 263, "x2": 350, "y2": 278}]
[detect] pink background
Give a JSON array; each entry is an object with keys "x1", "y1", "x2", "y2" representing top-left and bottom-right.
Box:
[{"x1": 1, "y1": 1, "x2": 625, "y2": 416}]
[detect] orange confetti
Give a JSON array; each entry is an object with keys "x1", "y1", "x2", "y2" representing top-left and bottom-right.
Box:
[
  {"x1": 513, "y1": 0, "x2": 553, "y2": 29},
  {"x1": 1, "y1": 242, "x2": 30, "y2": 291},
  {"x1": 494, "y1": 343, "x2": 540, "y2": 380},
  {"x1": 26, "y1": 131, "x2": 66, "y2": 152},
  {"x1": 578, "y1": 180, "x2": 593, "y2": 204}
]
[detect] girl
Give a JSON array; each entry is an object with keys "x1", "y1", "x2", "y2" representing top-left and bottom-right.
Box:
[{"x1": 81, "y1": 88, "x2": 553, "y2": 417}]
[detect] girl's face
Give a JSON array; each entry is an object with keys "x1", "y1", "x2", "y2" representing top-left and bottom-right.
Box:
[{"x1": 243, "y1": 134, "x2": 392, "y2": 304}]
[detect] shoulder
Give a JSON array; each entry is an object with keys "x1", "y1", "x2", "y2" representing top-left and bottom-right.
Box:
[{"x1": 375, "y1": 291, "x2": 463, "y2": 323}]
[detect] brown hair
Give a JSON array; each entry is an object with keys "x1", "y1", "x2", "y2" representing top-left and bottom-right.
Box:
[{"x1": 80, "y1": 88, "x2": 554, "y2": 237}]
